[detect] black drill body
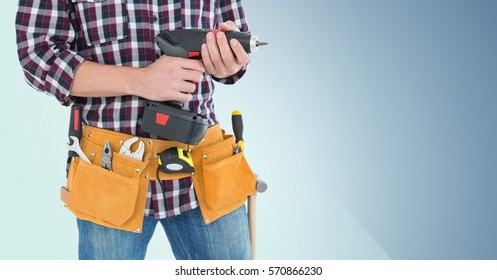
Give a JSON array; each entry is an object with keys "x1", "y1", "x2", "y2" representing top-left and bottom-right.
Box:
[{"x1": 156, "y1": 29, "x2": 267, "y2": 59}]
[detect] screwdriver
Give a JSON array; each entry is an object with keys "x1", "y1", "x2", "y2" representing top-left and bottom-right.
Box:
[{"x1": 231, "y1": 110, "x2": 244, "y2": 154}]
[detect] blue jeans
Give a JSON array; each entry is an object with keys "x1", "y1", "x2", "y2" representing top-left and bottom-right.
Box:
[{"x1": 77, "y1": 205, "x2": 252, "y2": 260}]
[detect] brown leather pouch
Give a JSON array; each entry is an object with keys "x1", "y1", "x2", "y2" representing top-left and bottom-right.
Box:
[
  {"x1": 192, "y1": 133, "x2": 257, "y2": 224},
  {"x1": 61, "y1": 125, "x2": 190, "y2": 233},
  {"x1": 64, "y1": 155, "x2": 148, "y2": 233}
]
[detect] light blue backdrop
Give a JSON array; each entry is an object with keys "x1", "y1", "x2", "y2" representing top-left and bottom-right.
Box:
[{"x1": 1, "y1": 0, "x2": 496, "y2": 259}]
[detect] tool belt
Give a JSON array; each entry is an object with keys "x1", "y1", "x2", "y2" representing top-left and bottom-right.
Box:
[{"x1": 60, "y1": 124, "x2": 256, "y2": 233}]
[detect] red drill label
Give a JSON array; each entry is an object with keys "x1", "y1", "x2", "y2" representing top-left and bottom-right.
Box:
[
  {"x1": 74, "y1": 109, "x2": 79, "y2": 131},
  {"x1": 156, "y1": 113, "x2": 170, "y2": 126}
]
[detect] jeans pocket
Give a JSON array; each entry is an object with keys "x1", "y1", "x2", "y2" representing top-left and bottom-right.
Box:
[{"x1": 71, "y1": 0, "x2": 129, "y2": 46}]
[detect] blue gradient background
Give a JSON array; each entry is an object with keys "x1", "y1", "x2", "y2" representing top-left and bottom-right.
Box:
[{"x1": 1, "y1": 0, "x2": 496, "y2": 259}]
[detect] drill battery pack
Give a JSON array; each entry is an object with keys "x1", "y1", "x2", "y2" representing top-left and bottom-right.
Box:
[{"x1": 142, "y1": 101, "x2": 208, "y2": 145}]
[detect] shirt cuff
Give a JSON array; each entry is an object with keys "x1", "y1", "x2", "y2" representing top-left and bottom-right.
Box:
[
  {"x1": 47, "y1": 50, "x2": 86, "y2": 106},
  {"x1": 211, "y1": 64, "x2": 248, "y2": 85}
]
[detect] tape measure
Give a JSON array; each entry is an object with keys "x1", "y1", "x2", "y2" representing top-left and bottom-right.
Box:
[{"x1": 158, "y1": 147, "x2": 195, "y2": 174}]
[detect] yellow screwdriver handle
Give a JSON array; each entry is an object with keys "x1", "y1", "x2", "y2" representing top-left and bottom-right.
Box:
[{"x1": 231, "y1": 110, "x2": 245, "y2": 152}]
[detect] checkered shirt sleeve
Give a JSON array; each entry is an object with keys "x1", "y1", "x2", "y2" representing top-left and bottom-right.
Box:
[{"x1": 16, "y1": 1, "x2": 85, "y2": 106}]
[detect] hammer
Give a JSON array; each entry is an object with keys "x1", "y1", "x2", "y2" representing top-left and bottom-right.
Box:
[
  {"x1": 232, "y1": 111, "x2": 267, "y2": 259},
  {"x1": 248, "y1": 177, "x2": 268, "y2": 259}
]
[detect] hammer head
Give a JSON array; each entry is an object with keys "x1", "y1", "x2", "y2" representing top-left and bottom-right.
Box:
[{"x1": 256, "y1": 179, "x2": 268, "y2": 193}]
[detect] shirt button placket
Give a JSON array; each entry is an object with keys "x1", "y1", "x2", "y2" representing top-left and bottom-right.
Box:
[
  {"x1": 152, "y1": 3, "x2": 160, "y2": 60},
  {"x1": 153, "y1": 14, "x2": 160, "y2": 60}
]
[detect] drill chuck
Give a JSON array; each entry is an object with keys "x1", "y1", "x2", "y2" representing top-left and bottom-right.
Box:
[
  {"x1": 250, "y1": 34, "x2": 268, "y2": 52},
  {"x1": 229, "y1": 31, "x2": 268, "y2": 53}
]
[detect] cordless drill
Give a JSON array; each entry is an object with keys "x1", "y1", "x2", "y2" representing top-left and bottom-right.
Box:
[
  {"x1": 142, "y1": 29, "x2": 267, "y2": 175},
  {"x1": 156, "y1": 29, "x2": 268, "y2": 59},
  {"x1": 142, "y1": 29, "x2": 267, "y2": 146}
]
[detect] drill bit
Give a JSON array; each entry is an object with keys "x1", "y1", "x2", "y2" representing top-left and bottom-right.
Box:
[{"x1": 256, "y1": 41, "x2": 268, "y2": 47}]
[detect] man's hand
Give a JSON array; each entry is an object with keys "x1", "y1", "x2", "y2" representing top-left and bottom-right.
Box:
[
  {"x1": 201, "y1": 21, "x2": 250, "y2": 79},
  {"x1": 71, "y1": 57, "x2": 205, "y2": 102},
  {"x1": 137, "y1": 56, "x2": 205, "y2": 102}
]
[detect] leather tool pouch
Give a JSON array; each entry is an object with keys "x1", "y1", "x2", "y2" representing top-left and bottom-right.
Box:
[
  {"x1": 192, "y1": 133, "x2": 257, "y2": 224},
  {"x1": 61, "y1": 124, "x2": 256, "y2": 232},
  {"x1": 62, "y1": 126, "x2": 156, "y2": 233}
]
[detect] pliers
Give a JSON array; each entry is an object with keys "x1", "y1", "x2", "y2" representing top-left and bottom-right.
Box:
[
  {"x1": 101, "y1": 141, "x2": 113, "y2": 171},
  {"x1": 119, "y1": 137, "x2": 145, "y2": 161}
]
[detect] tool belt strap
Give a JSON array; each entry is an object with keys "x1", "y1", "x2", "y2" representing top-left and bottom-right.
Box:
[{"x1": 77, "y1": 123, "x2": 224, "y2": 181}]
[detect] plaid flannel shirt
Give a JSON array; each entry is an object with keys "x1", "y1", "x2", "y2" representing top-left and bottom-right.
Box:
[{"x1": 16, "y1": 0, "x2": 249, "y2": 219}]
